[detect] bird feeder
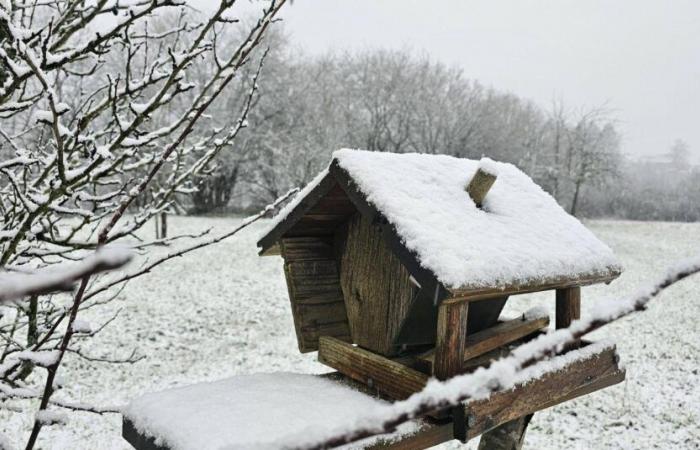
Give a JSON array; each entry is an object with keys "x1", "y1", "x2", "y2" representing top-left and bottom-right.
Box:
[
  {"x1": 256, "y1": 149, "x2": 625, "y2": 447},
  {"x1": 122, "y1": 149, "x2": 626, "y2": 450}
]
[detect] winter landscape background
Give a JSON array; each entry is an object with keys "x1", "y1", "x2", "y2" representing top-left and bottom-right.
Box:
[
  {"x1": 3, "y1": 217, "x2": 699, "y2": 449},
  {"x1": 1, "y1": 0, "x2": 699, "y2": 449}
]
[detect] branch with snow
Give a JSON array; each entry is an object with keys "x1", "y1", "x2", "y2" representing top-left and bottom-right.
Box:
[
  {"x1": 0, "y1": 1, "x2": 288, "y2": 448},
  {"x1": 296, "y1": 255, "x2": 700, "y2": 450},
  {"x1": 0, "y1": 247, "x2": 131, "y2": 303}
]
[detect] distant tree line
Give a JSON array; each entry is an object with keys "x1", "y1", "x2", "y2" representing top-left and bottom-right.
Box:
[
  {"x1": 188, "y1": 31, "x2": 698, "y2": 222},
  {"x1": 579, "y1": 140, "x2": 700, "y2": 221}
]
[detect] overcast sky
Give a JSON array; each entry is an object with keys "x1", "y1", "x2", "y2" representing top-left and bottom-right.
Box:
[{"x1": 205, "y1": 0, "x2": 700, "y2": 163}]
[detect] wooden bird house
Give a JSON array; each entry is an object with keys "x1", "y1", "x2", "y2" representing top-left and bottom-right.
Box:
[
  {"x1": 123, "y1": 150, "x2": 628, "y2": 450},
  {"x1": 258, "y1": 150, "x2": 622, "y2": 357},
  {"x1": 257, "y1": 150, "x2": 626, "y2": 446}
]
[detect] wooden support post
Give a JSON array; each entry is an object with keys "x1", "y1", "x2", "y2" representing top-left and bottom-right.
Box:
[
  {"x1": 159, "y1": 212, "x2": 168, "y2": 239},
  {"x1": 476, "y1": 291, "x2": 577, "y2": 450},
  {"x1": 478, "y1": 287, "x2": 582, "y2": 449},
  {"x1": 556, "y1": 286, "x2": 581, "y2": 329},
  {"x1": 477, "y1": 414, "x2": 532, "y2": 450},
  {"x1": 434, "y1": 299, "x2": 470, "y2": 443},
  {"x1": 417, "y1": 315, "x2": 550, "y2": 371},
  {"x1": 434, "y1": 300, "x2": 470, "y2": 381}
]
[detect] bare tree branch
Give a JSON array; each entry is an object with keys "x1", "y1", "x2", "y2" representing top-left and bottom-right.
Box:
[{"x1": 0, "y1": 248, "x2": 131, "y2": 303}]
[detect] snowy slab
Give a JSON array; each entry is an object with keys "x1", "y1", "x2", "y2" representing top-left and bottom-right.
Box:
[
  {"x1": 123, "y1": 372, "x2": 420, "y2": 450},
  {"x1": 262, "y1": 150, "x2": 622, "y2": 291}
]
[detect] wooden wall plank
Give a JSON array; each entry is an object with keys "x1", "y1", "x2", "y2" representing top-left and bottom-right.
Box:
[
  {"x1": 279, "y1": 237, "x2": 335, "y2": 260},
  {"x1": 281, "y1": 237, "x2": 351, "y2": 353},
  {"x1": 337, "y1": 213, "x2": 416, "y2": 356}
]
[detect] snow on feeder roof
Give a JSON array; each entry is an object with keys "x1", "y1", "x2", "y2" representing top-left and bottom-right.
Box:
[{"x1": 258, "y1": 149, "x2": 622, "y2": 296}]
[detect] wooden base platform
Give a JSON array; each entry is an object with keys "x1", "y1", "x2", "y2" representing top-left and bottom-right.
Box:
[
  {"x1": 123, "y1": 338, "x2": 624, "y2": 450},
  {"x1": 317, "y1": 335, "x2": 625, "y2": 448}
]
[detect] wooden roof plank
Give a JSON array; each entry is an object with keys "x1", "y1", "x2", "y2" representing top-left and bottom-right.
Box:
[{"x1": 257, "y1": 171, "x2": 338, "y2": 256}]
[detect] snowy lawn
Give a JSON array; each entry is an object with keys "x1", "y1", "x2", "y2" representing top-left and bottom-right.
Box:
[{"x1": 2, "y1": 218, "x2": 699, "y2": 449}]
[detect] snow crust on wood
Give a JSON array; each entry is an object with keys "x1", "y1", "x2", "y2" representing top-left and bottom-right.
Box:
[
  {"x1": 35, "y1": 409, "x2": 68, "y2": 426},
  {"x1": 332, "y1": 149, "x2": 621, "y2": 290},
  {"x1": 523, "y1": 305, "x2": 549, "y2": 321},
  {"x1": 476, "y1": 157, "x2": 500, "y2": 177},
  {"x1": 285, "y1": 340, "x2": 617, "y2": 449},
  {"x1": 124, "y1": 372, "x2": 418, "y2": 450},
  {"x1": 260, "y1": 168, "x2": 328, "y2": 238}
]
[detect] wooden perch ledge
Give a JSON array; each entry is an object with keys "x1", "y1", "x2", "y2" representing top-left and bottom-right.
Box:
[{"x1": 418, "y1": 314, "x2": 550, "y2": 372}]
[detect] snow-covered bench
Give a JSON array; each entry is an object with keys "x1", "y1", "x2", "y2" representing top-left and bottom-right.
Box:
[{"x1": 122, "y1": 340, "x2": 624, "y2": 450}]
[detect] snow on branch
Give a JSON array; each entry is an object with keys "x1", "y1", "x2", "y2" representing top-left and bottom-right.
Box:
[
  {"x1": 294, "y1": 255, "x2": 700, "y2": 450},
  {"x1": 0, "y1": 247, "x2": 131, "y2": 303},
  {"x1": 0, "y1": 1, "x2": 289, "y2": 448}
]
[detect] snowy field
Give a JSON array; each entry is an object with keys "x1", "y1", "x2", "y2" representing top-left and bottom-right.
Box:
[{"x1": 3, "y1": 217, "x2": 699, "y2": 449}]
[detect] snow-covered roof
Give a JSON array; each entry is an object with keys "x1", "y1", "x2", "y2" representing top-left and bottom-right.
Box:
[{"x1": 260, "y1": 149, "x2": 622, "y2": 293}]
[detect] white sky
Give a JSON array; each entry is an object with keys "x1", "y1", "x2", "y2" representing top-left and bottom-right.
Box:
[{"x1": 199, "y1": 0, "x2": 700, "y2": 163}]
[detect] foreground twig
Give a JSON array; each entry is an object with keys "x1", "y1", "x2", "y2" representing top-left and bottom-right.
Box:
[
  {"x1": 0, "y1": 248, "x2": 131, "y2": 303},
  {"x1": 21, "y1": 188, "x2": 297, "y2": 449},
  {"x1": 296, "y1": 255, "x2": 700, "y2": 450}
]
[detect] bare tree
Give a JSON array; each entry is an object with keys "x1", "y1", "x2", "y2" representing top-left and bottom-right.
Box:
[
  {"x1": 185, "y1": 45, "x2": 627, "y2": 217},
  {"x1": 563, "y1": 108, "x2": 621, "y2": 215},
  {"x1": 667, "y1": 139, "x2": 691, "y2": 171},
  {"x1": 0, "y1": 0, "x2": 287, "y2": 447}
]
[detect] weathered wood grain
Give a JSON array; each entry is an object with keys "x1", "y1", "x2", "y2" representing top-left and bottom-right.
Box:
[
  {"x1": 464, "y1": 315, "x2": 549, "y2": 361},
  {"x1": 281, "y1": 237, "x2": 351, "y2": 353},
  {"x1": 279, "y1": 236, "x2": 335, "y2": 260},
  {"x1": 365, "y1": 423, "x2": 453, "y2": 450},
  {"x1": 466, "y1": 167, "x2": 497, "y2": 208},
  {"x1": 556, "y1": 286, "x2": 581, "y2": 329},
  {"x1": 446, "y1": 271, "x2": 619, "y2": 303},
  {"x1": 464, "y1": 344, "x2": 624, "y2": 439},
  {"x1": 336, "y1": 213, "x2": 416, "y2": 356},
  {"x1": 434, "y1": 300, "x2": 470, "y2": 380},
  {"x1": 318, "y1": 336, "x2": 428, "y2": 401},
  {"x1": 419, "y1": 315, "x2": 549, "y2": 371}
]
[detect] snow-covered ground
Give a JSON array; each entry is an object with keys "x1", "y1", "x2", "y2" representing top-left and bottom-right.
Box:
[{"x1": 2, "y1": 218, "x2": 699, "y2": 449}]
